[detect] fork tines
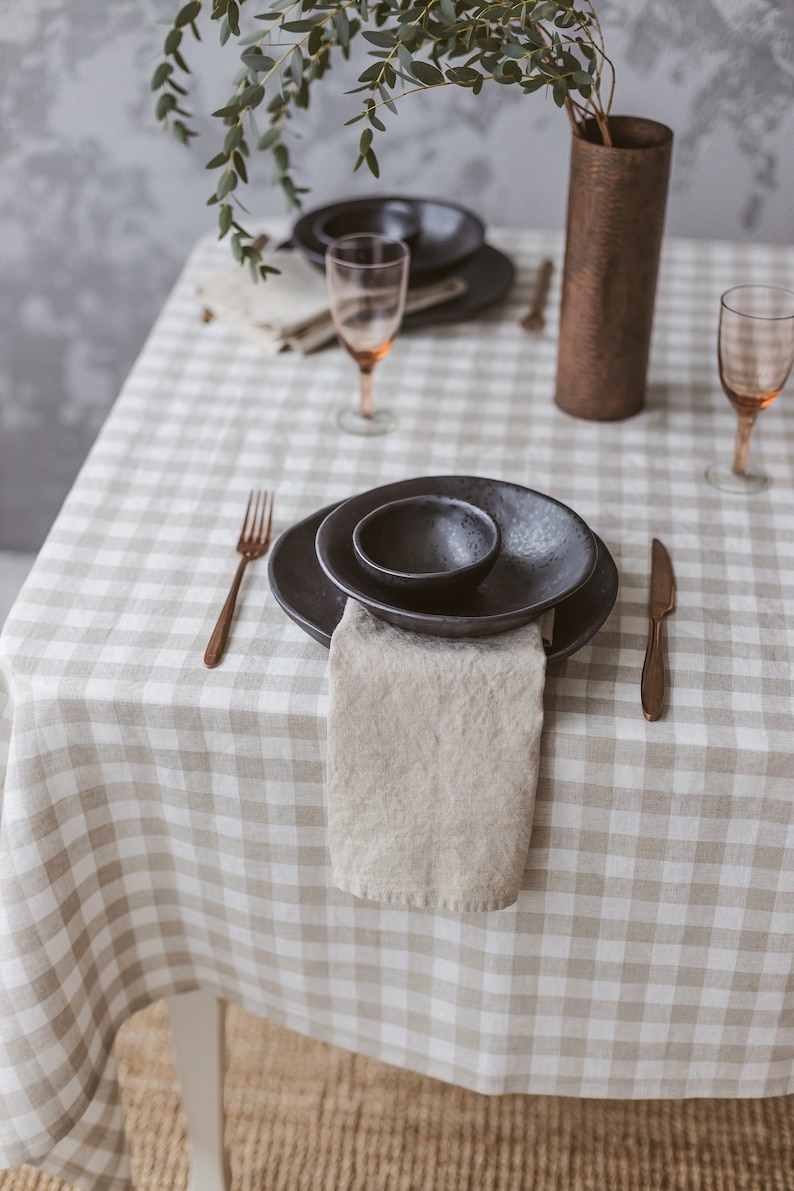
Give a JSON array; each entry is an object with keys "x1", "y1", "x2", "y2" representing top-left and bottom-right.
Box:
[{"x1": 239, "y1": 490, "x2": 274, "y2": 547}]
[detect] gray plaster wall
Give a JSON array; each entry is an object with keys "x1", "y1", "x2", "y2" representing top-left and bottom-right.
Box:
[{"x1": 1, "y1": 0, "x2": 793, "y2": 549}]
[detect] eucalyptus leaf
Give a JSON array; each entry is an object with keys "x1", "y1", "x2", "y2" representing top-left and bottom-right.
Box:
[
  {"x1": 156, "y1": 92, "x2": 177, "y2": 117},
  {"x1": 241, "y1": 49, "x2": 276, "y2": 72},
  {"x1": 175, "y1": 2, "x2": 201, "y2": 28},
  {"x1": 362, "y1": 30, "x2": 394, "y2": 46},
  {"x1": 365, "y1": 147, "x2": 380, "y2": 178},
  {"x1": 218, "y1": 203, "x2": 233, "y2": 235},
  {"x1": 172, "y1": 119, "x2": 195, "y2": 144},
  {"x1": 239, "y1": 83, "x2": 265, "y2": 107},
  {"x1": 411, "y1": 60, "x2": 444, "y2": 85},
  {"x1": 164, "y1": 28, "x2": 183, "y2": 54},
  {"x1": 334, "y1": 9, "x2": 350, "y2": 48},
  {"x1": 233, "y1": 150, "x2": 248, "y2": 182},
  {"x1": 290, "y1": 46, "x2": 304, "y2": 87},
  {"x1": 217, "y1": 170, "x2": 238, "y2": 196},
  {"x1": 150, "y1": 62, "x2": 173, "y2": 90},
  {"x1": 281, "y1": 18, "x2": 322, "y2": 31},
  {"x1": 223, "y1": 124, "x2": 243, "y2": 152}
]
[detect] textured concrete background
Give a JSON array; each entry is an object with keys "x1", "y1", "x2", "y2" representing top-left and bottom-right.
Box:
[{"x1": 1, "y1": 0, "x2": 792, "y2": 549}]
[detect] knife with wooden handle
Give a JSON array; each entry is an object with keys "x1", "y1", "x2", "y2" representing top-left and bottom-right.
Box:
[{"x1": 641, "y1": 538, "x2": 675, "y2": 722}]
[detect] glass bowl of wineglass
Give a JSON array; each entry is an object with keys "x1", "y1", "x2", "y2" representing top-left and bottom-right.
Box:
[
  {"x1": 706, "y1": 284, "x2": 794, "y2": 493},
  {"x1": 325, "y1": 233, "x2": 410, "y2": 436}
]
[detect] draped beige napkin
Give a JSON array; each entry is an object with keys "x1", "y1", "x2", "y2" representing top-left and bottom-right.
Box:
[{"x1": 327, "y1": 600, "x2": 547, "y2": 913}]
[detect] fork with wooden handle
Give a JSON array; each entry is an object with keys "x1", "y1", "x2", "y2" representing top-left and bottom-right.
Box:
[{"x1": 204, "y1": 490, "x2": 274, "y2": 669}]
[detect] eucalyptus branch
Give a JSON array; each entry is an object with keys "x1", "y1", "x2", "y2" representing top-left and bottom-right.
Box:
[{"x1": 152, "y1": 0, "x2": 615, "y2": 278}]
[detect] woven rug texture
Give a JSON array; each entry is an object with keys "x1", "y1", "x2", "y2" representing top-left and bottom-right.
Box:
[{"x1": 1, "y1": 1000, "x2": 793, "y2": 1191}]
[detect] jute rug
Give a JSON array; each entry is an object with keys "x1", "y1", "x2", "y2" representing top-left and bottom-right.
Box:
[{"x1": 2, "y1": 1000, "x2": 793, "y2": 1191}]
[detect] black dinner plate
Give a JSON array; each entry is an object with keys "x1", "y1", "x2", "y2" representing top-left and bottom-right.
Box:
[
  {"x1": 268, "y1": 502, "x2": 617, "y2": 662},
  {"x1": 315, "y1": 477, "x2": 599, "y2": 638},
  {"x1": 402, "y1": 243, "x2": 515, "y2": 330},
  {"x1": 293, "y1": 195, "x2": 485, "y2": 280}
]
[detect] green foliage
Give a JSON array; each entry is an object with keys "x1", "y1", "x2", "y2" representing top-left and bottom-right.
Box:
[{"x1": 152, "y1": 0, "x2": 613, "y2": 279}]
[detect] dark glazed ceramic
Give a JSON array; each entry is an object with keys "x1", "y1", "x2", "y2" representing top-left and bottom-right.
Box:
[
  {"x1": 293, "y1": 196, "x2": 485, "y2": 279},
  {"x1": 402, "y1": 244, "x2": 514, "y2": 329},
  {"x1": 352, "y1": 495, "x2": 501, "y2": 603},
  {"x1": 313, "y1": 476, "x2": 598, "y2": 639},
  {"x1": 313, "y1": 199, "x2": 420, "y2": 251},
  {"x1": 268, "y1": 503, "x2": 618, "y2": 661}
]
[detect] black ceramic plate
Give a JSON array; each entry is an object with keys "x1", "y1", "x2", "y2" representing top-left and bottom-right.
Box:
[
  {"x1": 278, "y1": 239, "x2": 514, "y2": 331},
  {"x1": 402, "y1": 243, "x2": 515, "y2": 330},
  {"x1": 313, "y1": 476, "x2": 598, "y2": 639},
  {"x1": 292, "y1": 196, "x2": 485, "y2": 279},
  {"x1": 268, "y1": 502, "x2": 617, "y2": 662}
]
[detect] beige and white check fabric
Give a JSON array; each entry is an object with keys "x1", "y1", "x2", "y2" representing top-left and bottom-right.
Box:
[{"x1": 1, "y1": 225, "x2": 794, "y2": 1191}]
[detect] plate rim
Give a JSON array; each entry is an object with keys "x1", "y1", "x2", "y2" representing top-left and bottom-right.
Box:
[{"x1": 314, "y1": 475, "x2": 598, "y2": 633}]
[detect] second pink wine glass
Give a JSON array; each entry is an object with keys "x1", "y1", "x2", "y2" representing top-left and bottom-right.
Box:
[
  {"x1": 326, "y1": 233, "x2": 410, "y2": 436},
  {"x1": 707, "y1": 284, "x2": 794, "y2": 493}
]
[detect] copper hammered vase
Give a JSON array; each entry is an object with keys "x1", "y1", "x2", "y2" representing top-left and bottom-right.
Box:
[{"x1": 555, "y1": 116, "x2": 674, "y2": 421}]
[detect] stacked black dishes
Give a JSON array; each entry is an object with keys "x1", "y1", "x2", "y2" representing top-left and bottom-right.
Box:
[
  {"x1": 268, "y1": 476, "x2": 619, "y2": 662},
  {"x1": 290, "y1": 195, "x2": 515, "y2": 329}
]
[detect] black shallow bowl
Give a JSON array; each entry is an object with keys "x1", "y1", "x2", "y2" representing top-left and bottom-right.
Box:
[
  {"x1": 293, "y1": 196, "x2": 485, "y2": 280},
  {"x1": 268, "y1": 503, "x2": 618, "y2": 661},
  {"x1": 313, "y1": 199, "x2": 420, "y2": 251},
  {"x1": 352, "y1": 495, "x2": 501, "y2": 605},
  {"x1": 314, "y1": 476, "x2": 599, "y2": 638}
]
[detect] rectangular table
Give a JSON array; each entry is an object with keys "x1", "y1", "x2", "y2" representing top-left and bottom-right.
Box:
[{"x1": 1, "y1": 226, "x2": 793, "y2": 1191}]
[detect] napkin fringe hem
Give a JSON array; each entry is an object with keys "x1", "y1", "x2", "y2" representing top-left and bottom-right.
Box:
[{"x1": 334, "y1": 877, "x2": 518, "y2": 914}]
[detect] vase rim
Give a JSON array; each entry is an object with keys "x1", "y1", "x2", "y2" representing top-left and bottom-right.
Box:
[{"x1": 579, "y1": 115, "x2": 674, "y2": 151}]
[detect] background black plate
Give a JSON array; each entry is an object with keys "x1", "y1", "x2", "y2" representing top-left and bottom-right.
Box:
[
  {"x1": 268, "y1": 502, "x2": 618, "y2": 662},
  {"x1": 402, "y1": 243, "x2": 515, "y2": 330},
  {"x1": 278, "y1": 240, "x2": 515, "y2": 331},
  {"x1": 316, "y1": 477, "x2": 598, "y2": 638},
  {"x1": 293, "y1": 195, "x2": 485, "y2": 279}
]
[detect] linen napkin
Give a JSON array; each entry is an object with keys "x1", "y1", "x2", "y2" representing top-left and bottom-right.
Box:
[
  {"x1": 327, "y1": 600, "x2": 547, "y2": 913},
  {"x1": 199, "y1": 247, "x2": 468, "y2": 354}
]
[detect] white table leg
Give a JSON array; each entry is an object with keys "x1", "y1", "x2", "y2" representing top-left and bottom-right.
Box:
[{"x1": 166, "y1": 991, "x2": 231, "y2": 1191}]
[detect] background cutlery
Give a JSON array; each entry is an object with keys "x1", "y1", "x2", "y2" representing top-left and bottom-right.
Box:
[{"x1": 641, "y1": 537, "x2": 675, "y2": 721}]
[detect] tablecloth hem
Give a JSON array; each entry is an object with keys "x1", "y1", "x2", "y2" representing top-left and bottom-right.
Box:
[{"x1": 32, "y1": 1153, "x2": 131, "y2": 1191}]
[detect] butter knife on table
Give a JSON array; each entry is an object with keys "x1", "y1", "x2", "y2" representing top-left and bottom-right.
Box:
[{"x1": 641, "y1": 538, "x2": 675, "y2": 722}]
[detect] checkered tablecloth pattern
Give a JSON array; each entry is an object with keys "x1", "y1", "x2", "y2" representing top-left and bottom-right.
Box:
[{"x1": 2, "y1": 225, "x2": 794, "y2": 1191}]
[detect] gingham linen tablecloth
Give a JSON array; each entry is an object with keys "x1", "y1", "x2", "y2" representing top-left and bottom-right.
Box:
[{"x1": 2, "y1": 226, "x2": 794, "y2": 1191}]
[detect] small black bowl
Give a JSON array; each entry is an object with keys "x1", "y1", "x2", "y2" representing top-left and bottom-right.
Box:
[
  {"x1": 352, "y1": 495, "x2": 501, "y2": 604},
  {"x1": 313, "y1": 199, "x2": 420, "y2": 251}
]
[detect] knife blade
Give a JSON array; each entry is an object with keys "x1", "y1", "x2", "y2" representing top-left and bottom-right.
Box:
[{"x1": 641, "y1": 538, "x2": 675, "y2": 722}]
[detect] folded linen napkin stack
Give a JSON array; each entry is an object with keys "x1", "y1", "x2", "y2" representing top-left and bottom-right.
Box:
[
  {"x1": 199, "y1": 246, "x2": 467, "y2": 355},
  {"x1": 327, "y1": 600, "x2": 547, "y2": 913}
]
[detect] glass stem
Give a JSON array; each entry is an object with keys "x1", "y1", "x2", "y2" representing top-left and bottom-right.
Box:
[
  {"x1": 358, "y1": 365, "x2": 375, "y2": 420},
  {"x1": 732, "y1": 411, "x2": 757, "y2": 476}
]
